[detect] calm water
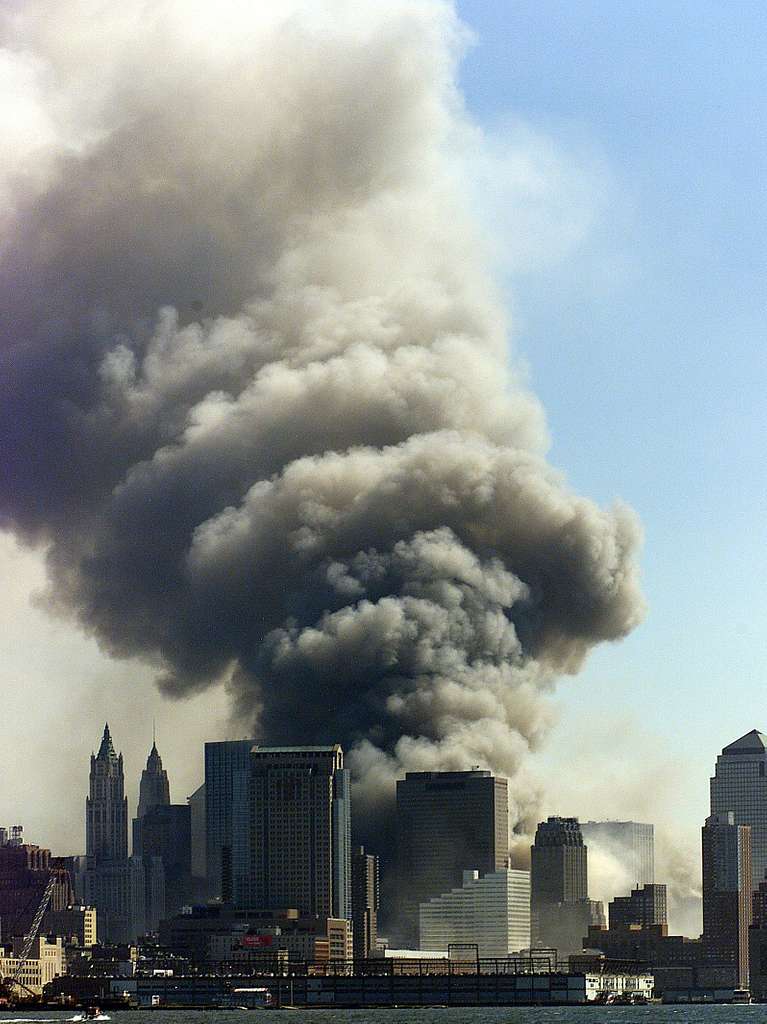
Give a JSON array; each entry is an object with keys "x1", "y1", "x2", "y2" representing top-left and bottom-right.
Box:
[{"x1": 0, "y1": 1010, "x2": 765, "y2": 1024}]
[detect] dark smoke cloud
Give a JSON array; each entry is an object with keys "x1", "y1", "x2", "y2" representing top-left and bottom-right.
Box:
[{"x1": 1, "y1": 1, "x2": 643, "y2": 837}]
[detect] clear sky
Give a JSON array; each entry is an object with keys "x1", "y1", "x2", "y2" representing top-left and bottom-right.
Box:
[
  {"x1": 2, "y1": 0, "x2": 764, "y2": 936},
  {"x1": 455, "y1": 0, "x2": 767, "y2": 837}
]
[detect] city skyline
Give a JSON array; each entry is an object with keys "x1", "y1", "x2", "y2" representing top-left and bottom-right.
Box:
[{"x1": 3, "y1": 0, "x2": 767, "y2": 952}]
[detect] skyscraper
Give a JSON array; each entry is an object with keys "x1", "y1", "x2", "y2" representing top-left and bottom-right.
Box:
[
  {"x1": 351, "y1": 846, "x2": 379, "y2": 960},
  {"x1": 530, "y1": 816, "x2": 602, "y2": 955},
  {"x1": 80, "y1": 725, "x2": 146, "y2": 942},
  {"x1": 580, "y1": 821, "x2": 655, "y2": 885},
  {"x1": 136, "y1": 740, "x2": 171, "y2": 820},
  {"x1": 710, "y1": 729, "x2": 767, "y2": 892},
  {"x1": 702, "y1": 812, "x2": 752, "y2": 988},
  {"x1": 87, "y1": 724, "x2": 128, "y2": 862},
  {"x1": 248, "y1": 745, "x2": 351, "y2": 920},
  {"x1": 137, "y1": 805, "x2": 191, "y2": 920},
  {"x1": 204, "y1": 739, "x2": 255, "y2": 903},
  {"x1": 396, "y1": 769, "x2": 509, "y2": 947}
]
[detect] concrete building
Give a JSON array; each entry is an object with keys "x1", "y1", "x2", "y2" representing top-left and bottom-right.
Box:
[
  {"x1": 0, "y1": 935, "x2": 65, "y2": 997},
  {"x1": 419, "y1": 868, "x2": 531, "y2": 958},
  {"x1": 0, "y1": 843, "x2": 73, "y2": 940},
  {"x1": 44, "y1": 906, "x2": 97, "y2": 948},
  {"x1": 188, "y1": 783, "x2": 206, "y2": 888},
  {"x1": 396, "y1": 769, "x2": 509, "y2": 946},
  {"x1": 204, "y1": 740, "x2": 255, "y2": 903},
  {"x1": 0, "y1": 826, "x2": 23, "y2": 847},
  {"x1": 351, "y1": 846, "x2": 379, "y2": 961},
  {"x1": 702, "y1": 811, "x2": 752, "y2": 987},
  {"x1": 136, "y1": 739, "x2": 170, "y2": 821},
  {"x1": 609, "y1": 883, "x2": 667, "y2": 929},
  {"x1": 78, "y1": 725, "x2": 152, "y2": 943},
  {"x1": 710, "y1": 729, "x2": 767, "y2": 892},
  {"x1": 586, "y1": 922, "x2": 704, "y2": 966},
  {"x1": 87, "y1": 724, "x2": 128, "y2": 862},
  {"x1": 160, "y1": 904, "x2": 350, "y2": 963},
  {"x1": 135, "y1": 804, "x2": 191, "y2": 920},
  {"x1": 249, "y1": 746, "x2": 351, "y2": 922},
  {"x1": 531, "y1": 817, "x2": 602, "y2": 955},
  {"x1": 580, "y1": 821, "x2": 655, "y2": 885}
]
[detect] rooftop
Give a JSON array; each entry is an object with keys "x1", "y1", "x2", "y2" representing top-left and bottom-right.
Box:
[{"x1": 722, "y1": 729, "x2": 767, "y2": 755}]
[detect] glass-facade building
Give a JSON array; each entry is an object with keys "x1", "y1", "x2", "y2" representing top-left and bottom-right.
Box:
[
  {"x1": 396, "y1": 769, "x2": 509, "y2": 947},
  {"x1": 204, "y1": 739, "x2": 255, "y2": 904},
  {"x1": 710, "y1": 729, "x2": 767, "y2": 892}
]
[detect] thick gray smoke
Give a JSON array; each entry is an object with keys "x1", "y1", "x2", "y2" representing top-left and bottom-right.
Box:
[{"x1": 1, "y1": 1, "x2": 643, "y2": 838}]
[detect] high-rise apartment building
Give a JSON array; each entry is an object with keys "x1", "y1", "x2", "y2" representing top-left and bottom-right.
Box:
[
  {"x1": 609, "y1": 884, "x2": 667, "y2": 929},
  {"x1": 710, "y1": 729, "x2": 767, "y2": 892},
  {"x1": 204, "y1": 740, "x2": 255, "y2": 904},
  {"x1": 702, "y1": 811, "x2": 752, "y2": 988},
  {"x1": 248, "y1": 746, "x2": 351, "y2": 921},
  {"x1": 396, "y1": 769, "x2": 509, "y2": 947},
  {"x1": 530, "y1": 816, "x2": 601, "y2": 956},
  {"x1": 351, "y1": 846, "x2": 379, "y2": 960},
  {"x1": 87, "y1": 724, "x2": 128, "y2": 862},
  {"x1": 419, "y1": 868, "x2": 531, "y2": 958},
  {"x1": 580, "y1": 821, "x2": 655, "y2": 885}
]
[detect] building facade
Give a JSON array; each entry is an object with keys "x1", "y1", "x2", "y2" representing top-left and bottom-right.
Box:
[
  {"x1": 136, "y1": 804, "x2": 192, "y2": 920},
  {"x1": 396, "y1": 770, "x2": 509, "y2": 947},
  {"x1": 531, "y1": 817, "x2": 600, "y2": 956},
  {"x1": 351, "y1": 846, "x2": 379, "y2": 960},
  {"x1": 87, "y1": 724, "x2": 128, "y2": 862},
  {"x1": 419, "y1": 868, "x2": 531, "y2": 958},
  {"x1": 580, "y1": 821, "x2": 655, "y2": 885},
  {"x1": 710, "y1": 729, "x2": 767, "y2": 892},
  {"x1": 0, "y1": 844, "x2": 73, "y2": 941},
  {"x1": 248, "y1": 746, "x2": 351, "y2": 921},
  {"x1": 702, "y1": 811, "x2": 752, "y2": 988},
  {"x1": 609, "y1": 883, "x2": 667, "y2": 929},
  {"x1": 204, "y1": 740, "x2": 255, "y2": 904}
]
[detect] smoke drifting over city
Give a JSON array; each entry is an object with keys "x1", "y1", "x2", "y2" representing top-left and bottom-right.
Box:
[{"x1": 0, "y1": 2, "x2": 643, "y2": 835}]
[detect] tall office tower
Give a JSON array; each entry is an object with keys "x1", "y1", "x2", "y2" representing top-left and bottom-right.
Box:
[
  {"x1": 188, "y1": 784, "x2": 206, "y2": 897},
  {"x1": 609, "y1": 883, "x2": 667, "y2": 929},
  {"x1": 204, "y1": 740, "x2": 255, "y2": 903},
  {"x1": 580, "y1": 821, "x2": 655, "y2": 885},
  {"x1": 351, "y1": 846, "x2": 379, "y2": 960},
  {"x1": 136, "y1": 740, "x2": 171, "y2": 820},
  {"x1": 702, "y1": 812, "x2": 752, "y2": 987},
  {"x1": 135, "y1": 805, "x2": 191, "y2": 920},
  {"x1": 86, "y1": 724, "x2": 128, "y2": 862},
  {"x1": 249, "y1": 746, "x2": 351, "y2": 920},
  {"x1": 132, "y1": 740, "x2": 172, "y2": 857},
  {"x1": 81, "y1": 725, "x2": 146, "y2": 942},
  {"x1": 710, "y1": 729, "x2": 767, "y2": 892},
  {"x1": 419, "y1": 868, "x2": 531, "y2": 958},
  {"x1": 396, "y1": 769, "x2": 509, "y2": 948},
  {"x1": 531, "y1": 817, "x2": 595, "y2": 955}
]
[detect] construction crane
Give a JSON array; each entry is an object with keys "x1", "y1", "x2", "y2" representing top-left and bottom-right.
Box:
[{"x1": 1, "y1": 873, "x2": 57, "y2": 1004}]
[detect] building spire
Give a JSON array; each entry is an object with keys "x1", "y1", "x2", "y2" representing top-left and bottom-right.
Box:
[{"x1": 97, "y1": 722, "x2": 117, "y2": 761}]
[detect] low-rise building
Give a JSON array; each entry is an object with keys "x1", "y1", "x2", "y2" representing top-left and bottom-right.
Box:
[
  {"x1": 45, "y1": 905, "x2": 98, "y2": 948},
  {"x1": 0, "y1": 935, "x2": 66, "y2": 996}
]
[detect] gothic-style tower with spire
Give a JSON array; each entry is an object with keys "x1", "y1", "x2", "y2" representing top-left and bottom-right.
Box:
[
  {"x1": 86, "y1": 723, "x2": 128, "y2": 862},
  {"x1": 137, "y1": 736, "x2": 171, "y2": 820}
]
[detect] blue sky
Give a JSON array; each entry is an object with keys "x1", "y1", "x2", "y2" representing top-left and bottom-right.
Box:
[{"x1": 457, "y1": 0, "x2": 767, "y2": 831}]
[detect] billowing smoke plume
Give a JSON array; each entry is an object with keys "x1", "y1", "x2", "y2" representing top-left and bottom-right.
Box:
[{"x1": 1, "y1": 1, "x2": 643, "y2": 837}]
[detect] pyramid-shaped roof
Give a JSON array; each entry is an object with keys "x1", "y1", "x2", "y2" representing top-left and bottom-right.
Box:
[
  {"x1": 723, "y1": 729, "x2": 767, "y2": 754},
  {"x1": 96, "y1": 722, "x2": 117, "y2": 760}
]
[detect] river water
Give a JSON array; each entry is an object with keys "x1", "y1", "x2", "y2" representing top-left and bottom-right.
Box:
[{"x1": 0, "y1": 1009, "x2": 764, "y2": 1024}]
